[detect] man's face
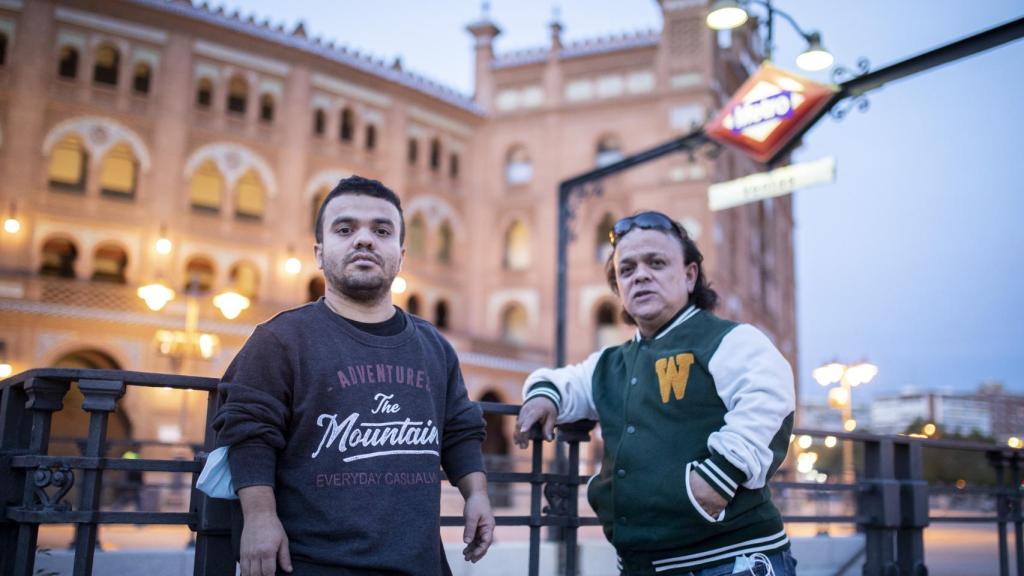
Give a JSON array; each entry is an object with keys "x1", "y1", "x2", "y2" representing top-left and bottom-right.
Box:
[
  {"x1": 614, "y1": 229, "x2": 697, "y2": 334},
  {"x1": 314, "y1": 194, "x2": 404, "y2": 303}
]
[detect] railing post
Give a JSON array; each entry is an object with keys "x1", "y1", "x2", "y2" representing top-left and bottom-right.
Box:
[
  {"x1": 989, "y1": 450, "x2": 1010, "y2": 576},
  {"x1": 0, "y1": 381, "x2": 31, "y2": 576},
  {"x1": 859, "y1": 437, "x2": 900, "y2": 576},
  {"x1": 553, "y1": 420, "x2": 595, "y2": 576},
  {"x1": 191, "y1": 387, "x2": 236, "y2": 576},
  {"x1": 72, "y1": 378, "x2": 125, "y2": 576},
  {"x1": 529, "y1": 432, "x2": 544, "y2": 576},
  {"x1": 894, "y1": 440, "x2": 928, "y2": 576}
]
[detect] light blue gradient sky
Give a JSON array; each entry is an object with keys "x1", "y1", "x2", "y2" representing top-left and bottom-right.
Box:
[{"x1": 231, "y1": 0, "x2": 1024, "y2": 403}]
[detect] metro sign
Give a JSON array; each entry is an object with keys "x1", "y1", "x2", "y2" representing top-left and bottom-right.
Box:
[{"x1": 706, "y1": 63, "x2": 838, "y2": 164}]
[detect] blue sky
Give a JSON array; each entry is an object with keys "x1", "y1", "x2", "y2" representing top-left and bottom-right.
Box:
[{"x1": 230, "y1": 1, "x2": 1024, "y2": 402}]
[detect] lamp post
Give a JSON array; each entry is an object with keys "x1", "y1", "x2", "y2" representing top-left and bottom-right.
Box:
[
  {"x1": 812, "y1": 360, "x2": 878, "y2": 482},
  {"x1": 706, "y1": 0, "x2": 835, "y2": 72}
]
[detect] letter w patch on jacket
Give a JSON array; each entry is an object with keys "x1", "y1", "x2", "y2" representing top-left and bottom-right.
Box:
[{"x1": 654, "y1": 353, "x2": 694, "y2": 403}]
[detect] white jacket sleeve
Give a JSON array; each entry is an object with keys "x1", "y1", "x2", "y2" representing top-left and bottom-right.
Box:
[
  {"x1": 706, "y1": 324, "x2": 795, "y2": 490},
  {"x1": 521, "y1": 349, "x2": 604, "y2": 423}
]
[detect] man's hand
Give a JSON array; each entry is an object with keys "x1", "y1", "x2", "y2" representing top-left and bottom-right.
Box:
[
  {"x1": 513, "y1": 397, "x2": 557, "y2": 448},
  {"x1": 688, "y1": 470, "x2": 728, "y2": 518},
  {"x1": 456, "y1": 472, "x2": 494, "y2": 563},
  {"x1": 238, "y1": 486, "x2": 292, "y2": 576}
]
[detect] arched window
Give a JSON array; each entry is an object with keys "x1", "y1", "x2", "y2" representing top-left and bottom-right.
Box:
[
  {"x1": 434, "y1": 300, "x2": 449, "y2": 330},
  {"x1": 406, "y1": 294, "x2": 421, "y2": 316},
  {"x1": 93, "y1": 43, "x2": 119, "y2": 86},
  {"x1": 39, "y1": 237, "x2": 78, "y2": 278},
  {"x1": 196, "y1": 77, "x2": 213, "y2": 108},
  {"x1": 307, "y1": 277, "x2": 325, "y2": 302},
  {"x1": 437, "y1": 220, "x2": 452, "y2": 264},
  {"x1": 99, "y1": 142, "x2": 138, "y2": 199},
  {"x1": 0, "y1": 32, "x2": 7, "y2": 67},
  {"x1": 429, "y1": 138, "x2": 441, "y2": 171},
  {"x1": 480, "y1": 389, "x2": 512, "y2": 506},
  {"x1": 226, "y1": 75, "x2": 247, "y2": 115},
  {"x1": 184, "y1": 256, "x2": 215, "y2": 293},
  {"x1": 234, "y1": 169, "x2": 266, "y2": 221},
  {"x1": 259, "y1": 93, "x2": 274, "y2": 123},
  {"x1": 595, "y1": 301, "x2": 621, "y2": 349},
  {"x1": 229, "y1": 261, "x2": 260, "y2": 300},
  {"x1": 364, "y1": 124, "x2": 377, "y2": 151},
  {"x1": 407, "y1": 138, "x2": 418, "y2": 166},
  {"x1": 500, "y1": 303, "x2": 529, "y2": 344},
  {"x1": 311, "y1": 186, "x2": 329, "y2": 233},
  {"x1": 132, "y1": 62, "x2": 151, "y2": 95},
  {"x1": 503, "y1": 220, "x2": 530, "y2": 270},
  {"x1": 595, "y1": 212, "x2": 616, "y2": 262},
  {"x1": 505, "y1": 145, "x2": 532, "y2": 185},
  {"x1": 58, "y1": 46, "x2": 79, "y2": 79},
  {"x1": 48, "y1": 134, "x2": 88, "y2": 192},
  {"x1": 189, "y1": 159, "x2": 223, "y2": 213},
  {"x1": 313, "y1": 109, "x2": 326, "y2": 136},
  {"x1": 449, "y1": 153, "x2": 460, "y2": 179},
  {"x1": 91, "y1": 243, "x2": 128, "y2": 284},
  {"x1": 339, "y1": 107, "x2": 354, "y2": 142},
  {"x1": 407, "y1": 214, "x2": 426, "y2": 259},
  {"x1": 595, "y1": 135, "x2": 623, "y2": 168}
]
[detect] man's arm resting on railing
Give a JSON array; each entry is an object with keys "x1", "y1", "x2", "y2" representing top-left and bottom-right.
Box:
[
  {"x1": 514, "y1": 349, "x2": 606, "y2": 447},
  {"x1": 237, "y1": 485, "x2": 292, "y2": 576}
]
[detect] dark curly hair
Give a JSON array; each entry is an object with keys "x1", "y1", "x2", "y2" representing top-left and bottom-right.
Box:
[
  {"x1": 314, "y1": 175, "x2": 405, "y2": 245},
  {"x1": 604, "y1": 214, "x2": 718, "y2": 325}
]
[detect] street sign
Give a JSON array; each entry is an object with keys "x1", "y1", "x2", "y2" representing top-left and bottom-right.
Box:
[
  {"x1": 706, "y1": 63, "x2": 838, "y2": 164},
  {"x1": 708, "y1": 156, "x2": 835, "y2": 211}
]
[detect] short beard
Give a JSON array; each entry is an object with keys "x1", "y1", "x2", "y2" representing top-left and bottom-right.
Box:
[{"x1": 326, "y1": 268, "x2": 391, "y2": 303}]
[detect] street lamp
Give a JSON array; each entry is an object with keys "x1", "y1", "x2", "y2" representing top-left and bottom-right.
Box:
[
  {"x1": 813, "y1": 360, "x2": 878, "y2": 482},
  {"x1": 706, "y1": 0, "x2": 835, "y2": 72},
  {"x1": 3, "y1": 202, "x2": 21, "y2": 234}
]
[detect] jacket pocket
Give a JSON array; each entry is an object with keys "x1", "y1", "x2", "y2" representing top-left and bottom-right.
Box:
[{"x1": 684, "y1": 461, "x2": 727, "y2": 524}]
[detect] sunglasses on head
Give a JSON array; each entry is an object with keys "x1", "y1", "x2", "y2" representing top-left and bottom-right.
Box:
[{"x1": 609, "y1": 212, "x2": 685, "y2": 247}]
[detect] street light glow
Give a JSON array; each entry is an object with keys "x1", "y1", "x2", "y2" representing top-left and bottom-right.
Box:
[
  {"x1": 923, "y1": 423, "x2": 937, "y2": 437},
  {"x1": 155, "y1": 237, "x2": 173, "y2": 254},
  {"x1": 796, "y1": 32, "x2": 834, "y2": 71},
  {"x1": 0, "y1": 363, "x2": 12, "y2": 378},
  {"x1": 285, "y1": 257, "x2": 302, "y2": 275},
  {"x1": 3, "y1": 217, "x2": 20, "y2": 234},
  {"x1": 214, "y1": 291, "x2": 250, "y2": 320},
  {"x1": 844, "y1": 362, "x2": 879, "y2": 386},
  {"x1": 797, "y1": 435, "x2": 813, "y2": 449},
  {"x1": 137, "y1": 283, "x2": 176, "y2": 311},
  {"x1": 824, "y1": 435, "x2": 837, "y2": 448},
  {"x1": 844, "y1": 418, "x2": 857, "y2": 432},
  {"x1": 706, "y1": 0, "x2": 748, "y2": 31},
  {"x1": 813, "y1": 362, "x2": 845, "y2": 386},
  {"x1": 1009, "y1": 437, "x2": 1022, "y2": 449},
  {"x1": 391, "y1": 275, "x2": 408, "y2": 294}
]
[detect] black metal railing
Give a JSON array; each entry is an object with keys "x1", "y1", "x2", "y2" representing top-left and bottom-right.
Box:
[{"x1": 2, "y1": 368, "x2": 1022, "y2": 576}]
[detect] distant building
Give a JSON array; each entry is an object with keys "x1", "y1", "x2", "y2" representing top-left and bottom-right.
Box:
[{"x1": 868, "y1": 382, "x2": 1024, "y2": 440}]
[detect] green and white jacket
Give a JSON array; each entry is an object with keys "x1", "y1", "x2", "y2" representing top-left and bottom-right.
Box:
[{"x1": 523, "y1": 306, "x2": 795, "y2": 574}]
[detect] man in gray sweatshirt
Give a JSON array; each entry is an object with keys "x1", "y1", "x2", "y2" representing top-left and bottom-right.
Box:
[{"x1": 214, "y1": 176, "x2": 493, "y2": 576}]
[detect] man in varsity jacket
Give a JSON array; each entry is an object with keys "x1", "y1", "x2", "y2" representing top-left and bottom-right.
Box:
[
  {"x1": 515, "y1": 211, "x2": 796, "y2": 576},
  {"x1": 214, "y1": 176, "x2": 494, "y2": 576}
]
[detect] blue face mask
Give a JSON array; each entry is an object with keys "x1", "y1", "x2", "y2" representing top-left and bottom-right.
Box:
[{"x1": 196, "y1": 446, "x2": 238, "y2": 500}]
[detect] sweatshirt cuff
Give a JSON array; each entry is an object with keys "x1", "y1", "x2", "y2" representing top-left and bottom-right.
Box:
[
  {"x1": 524, "y1": 381, "x2": 561, "y2": 412},
  {"x1": 228, "y1": 442, "x2": 277, "y2": 491},
  {"x1": 442, "y1": 438, "x2": 485, "y2": 486},
  {"x1": 694, "y1": 453, "x2": 746, "y2": 501}
]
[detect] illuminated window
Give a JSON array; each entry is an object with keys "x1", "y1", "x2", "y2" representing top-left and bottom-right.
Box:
[
  {"x1": 93, "y1": 44, "x2": 119, "y2": 86},
  {"x1": 595, "y1": 212, "x2": 616, "y2": 262},
  {"x1": 189, "y1": 160, "x2": 223, "y2": 213},
  {"x1": 429, "y1": 138, "x2": 441, "y2": 172},
  {"x1": 407, "y1": 214, "x2": 426, "y2": 259},
  {"x1": 365, "y1": 124, "x2": 377, "y2": 151},
  {"x1": 339, "y1": 107, "x2": 354, "y2": 142},
  {"x1": 503, "y1": 220, "x2": 530, "y2": 270},
  {"x1": 48, "y1": 134, "x2": 88, "y2": 192},
  {"x1": 501, "y1": 303, "x2": 529, "y2": 344},
  {"x1": 313, "y1": 108, "x2": 326, "y2": 136},
  {"x1": 39, "y1": 237, "x2": 78, "y2": 278},
  {"x1": 311, "y1": 186, "x2": 329, "y2": 233},
  {"x1": 234, "y1": 169, "x2": 266, "y2": 221},
  {"x1": 437, "y1": 220, "x2": 452, "y2": 264},
  {"x1": 132, "y1": 62, "x2": 151, "y2": 95},
  {"x1": 58, "y1": 46, "x2": 79, "y2": 79},
  {"x1": 184, "y1": 256, "x2": 215, "y2": 293},
  {"x1": 229, "y1": 261, "x2": 260, "y2": 300},
  {"x1": 226, "y1": 75, "x2": 247, "y2": 115},
  {"x1": 407, "y1": 138, "x2": 418, "y2": 166},
  {"x1": 92, "y1": 243, "x2": 128, "y2": 284},
  {"x1": 505, "y1": 145, "x2": 532, "y2": 185},
  {"x1": 99, "y1": 142, "x2": 137, "y2": 199},
  {"x1": 196, "y1": 77, "x2": 213, "y2": 108},
  {"x1": 595, "y1": 135, "x2": 623, "y2": 168},
  {"x1": 435, "y1": 300, "x2": 449, "y2": 330},
  {"x1": 259, "y1": 93, "x2": 274, "y2": 123}
]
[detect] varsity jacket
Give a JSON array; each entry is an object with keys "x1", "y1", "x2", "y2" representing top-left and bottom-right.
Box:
[{"x1": 523, "y1": 305, "x2": 795, "y2": 574}]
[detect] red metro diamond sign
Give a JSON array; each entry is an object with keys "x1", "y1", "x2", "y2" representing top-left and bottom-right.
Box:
[{"x1": 706, "y1": 63, "x2": 838, "y2": 164}]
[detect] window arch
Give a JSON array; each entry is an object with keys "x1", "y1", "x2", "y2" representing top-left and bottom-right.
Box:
[
  {"x1": 595, "y1": 301, "x2": 621, "y2": 349},
  {"x1": 449, "y1": 153, "x2": 460, "y2": 179},
  {"x1": 500, "y1": 303, "x2": 529, "y2": 344},
  {"x1": 183, "y1": 256, "x2": 215, "y2": 293},
  {"x1": 39, "y1": 237, "x2": 78, "y2": 278},
  {"x1": 196, "y1": 77, "x2": 213, "y2": 108},
  {"x1": 0, "y1": 31, "x2": 7, "y2": 67},
  {"x1": 226, "y1": 75, "x2": 247, "y2": 115},
  {"x1": 99, "y1": 142, "x2": 138, "y2": 199},
  {"x1": 339, "y1": 107, "x2": 354, "y2": 142},
  {"x1": 407, "y1": 214, "x2": 426, "y2": 259},
  {"x1": 189, "y1": 159, "x2": 223, "y2": 213},
  {"x1": 48, "y1": 134, "x2": 88, "y2": 192},
  {"x1": 93, "y1": 43, "x2": 119, "y2": 86},
  {"x1": 429, "y1": 138, "x2": 441, "y2": 171},
  {"x1": 311, "y1": 186, "x2": 329, "y2": 233},
  {"x1": 505, "y1": 145, "x2": 532, "y2": 185},
  {"x1": 234, "y1": 169, "x2": 266, "y2": 221},
  {"x1": 407, "y1": 138, "x2": 418, "y2": 166},
  {"x1": 259, "y1": 93, "x2": 275, "y2": 123},
  {"x1": 435, "y1": 299, "x2": 449, "y2": 330},
  {"x1": 132, "y1": 62, "x2": 151, "y2": 95},
  {"x1": 364, "y1": 124, "x2": 377, "y2": 151},
  {"x1": 595, "y1": 212, "x2": 616, "y2": 262},
  {"x1": 437, "y1": 220, "x2": 453, "y2": 264},
  {"x1": 91, "y1": 243, "x2": 128, "y2": 283},
  {"x1": 313, "y1": 108, "x2": 326, "y2": 136},
  {"x1": 595, "y1": 134, "x2": 623, "y2": 168},
  {"x1": 307, "y1": 276, "x2": 325, "y2": 302},
  {"x1": 58, "y1": 45, "x2": 79, "y2": 79},
  {"x1": 229, "y1": 261, "x2": 260, "y2": 300},
  {"x1": 406, "y1": 294, "x2": 421, "y2": 316},
  {"x1": 503, "y1": 220, "x2": 530, "y2": 270}
]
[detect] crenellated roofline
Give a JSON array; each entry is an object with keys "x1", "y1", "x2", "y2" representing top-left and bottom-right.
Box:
[{"x1": 493, "y1": 28, "x2": 660, "y2": 70}]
